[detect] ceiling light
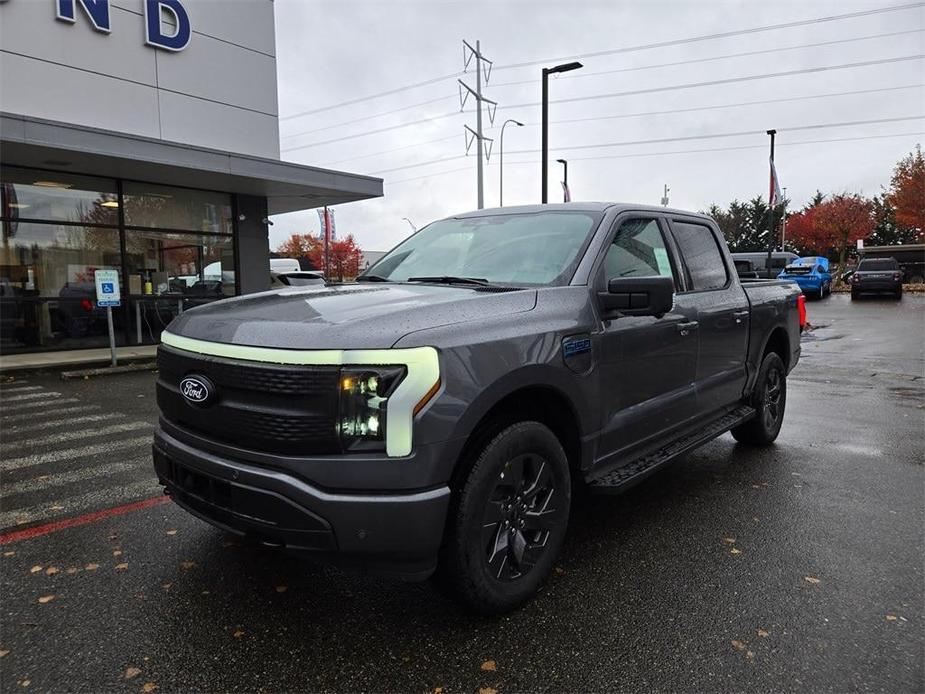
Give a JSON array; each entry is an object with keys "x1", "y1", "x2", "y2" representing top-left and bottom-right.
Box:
[
  {"x1": 32, "y1": 180, "x2": 72, "y2": 189},
  {"x1": 8, "y1": 203, "x2": 30, "y2": 209},
  {"x1": 99, "y1": 200, "x2": 120, "y2": 208}
]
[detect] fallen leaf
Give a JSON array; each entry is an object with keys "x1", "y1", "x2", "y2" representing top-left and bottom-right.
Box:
[
  {"x1": 66, "y1": 567, "x2": 78, "y2": 575},
  {"x1": 275, "y1": 586, "x2": 288, "y2": 593},
  {"x1": 115, "y1": 563, "x2": 129, "y2": 571},
  {"x1": 29, "y1": 566, "x2": 42, "y2": 574},
  {"x1": 124, "y1": 667, "x2": 142, "y2": 680},
  {"x1": 112, "y1": 550, "x2": 123, "y2": 557},
  {"x1": 554, "y1": 566, "x2": 566, "y2": 575},
  {"x1": 723, "y1": 537, "x2": 736, "y2": 544},
  {"x1": 45, "y1": 567, "x2": 59, "y2": 576},
  {"x1": 3, "y1": 551, "x2": 15, "y2": 557},
  {"x1": 201, "y1": 590, "x2": 210, "y2": 596},
  {"x1": 179, "y1": 561, "x2": 196, "y2": 571},
  {"x1": 731, "y1": 640, "x2": 746, "y2": 651},
  {"x1": 18, "y1": 680, "x2": 30, "y2": 688},
  {"x1": 85, "y1": 563, "x2": 99, "y2": 571},
  {"x1": 161, "y1": 583, "x2": 172, "y2": 591},
  {"x1": 886, "y1": 614, "x2": 898, "y2": 621},
  {"x1": 730, "y1": 548, "x2": 742, "y2": 555},
  {"x1": 804, "y1": 576, "x2": 821, "y2": 585},
  {"x1": 757, "y1": 628, "x2": 769, "y2": 638},
  {"x1": 37, "y1": 595, "x2": 55, "y2": 604},
  {"x1": 745, "y1": 650, "x2": 755, "y2": 660},
  {"x1": 478, "y1": 688, "x2": 497, "y2": 694},
  {"x1": 480, "y1": 660, "x2": 497, "y2": 671},
  {"x1": 166, "y1": 530, "x2": 177, "y2": 536},
  {"x1": 434, "y1": 688, "x2": 444, "y2": 694},
  {"x1": 232, "y1": 629, "x2": 245, "y2": 639},
  {"x1": 50, "y1": 505, "x2": 64, "y2": 511},
  {"x1": 141, "y1": 683, "x2": 157, "y2": 693},
  {"x1": 0, "y1": 650, "x2": 9, "y2": 658},
  {"x1": 108, "y1": 533, "x2": 118, "y2": 541}
]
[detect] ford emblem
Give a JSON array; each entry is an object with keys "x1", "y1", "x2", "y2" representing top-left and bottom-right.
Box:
[{"x1": 180, "y1": 375, "x2": 214, "y2": 406}]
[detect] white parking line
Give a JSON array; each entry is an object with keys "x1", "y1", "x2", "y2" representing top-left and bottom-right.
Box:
[
  {"x1": 3, "y1": 412, "x2": 126, "y2": 435},
  {"x1": 0, "y1": 457, "x2": 149, "y2": 497},
  {"x1": 1, "y1": 404, "x2": 101, "y2": 424},
  {"x1": 0, "y1": 391, "x2": 62, "y2": 403},
  {"x1": 0, "y1": 478, "x2": 162, "y2": 528},
  {"x1": 0, "y1": 436, "x2": 154, "y2": 472},
  {"x1": 1, "y1": 397, "x2": 80, "y2": 411},
  {"x1": 1, "y1": 421, "x2": 153, "y2": 450},
  {"x1": 0, "y1": 385, "x2": 42, "y2": 394}
]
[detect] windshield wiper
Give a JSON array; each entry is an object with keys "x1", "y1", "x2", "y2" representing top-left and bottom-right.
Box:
[
  {"x1": 355, "y1": 274, "x2": 392, "y2": 282},
  {"x1": 407, "y1": 275, "x2": 492, "y2": 287}
]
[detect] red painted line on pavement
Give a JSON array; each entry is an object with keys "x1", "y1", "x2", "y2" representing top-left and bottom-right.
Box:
[{"x1": 0, "y1": 495, "x2": 170, "y2": 545}]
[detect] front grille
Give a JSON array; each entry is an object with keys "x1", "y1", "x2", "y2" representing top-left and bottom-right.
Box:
[{"x1": 156, "y1": 345, "x2": 340, "y2": 455}]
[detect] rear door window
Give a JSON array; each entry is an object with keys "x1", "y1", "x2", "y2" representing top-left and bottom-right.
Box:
[{"x1": 671, "y1": 222, "x2": 729, "y2": 291}]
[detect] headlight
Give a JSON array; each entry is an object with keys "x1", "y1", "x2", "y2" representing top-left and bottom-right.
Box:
[{"x1": 338, "y1": 366, "x2": 406, "y2": 451}]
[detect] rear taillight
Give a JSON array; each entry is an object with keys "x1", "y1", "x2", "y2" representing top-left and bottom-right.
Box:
[
  {"x1": 797, "y1": 294, "x2": 807, "y2": 331},
  {"x1": 893, "y1": 272, "x2": 902, "y2": 281}
]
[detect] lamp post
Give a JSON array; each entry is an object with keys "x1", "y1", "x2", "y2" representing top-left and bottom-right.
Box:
[
  {"x1": 556, "y1": 159, "x2": 568, "y2": 202},
  {"x1": 765, "y1": 129, "x2": 776, "y2": 269},
  {"x1": 542, "y1": 61, "x2": 583, "y2": 204},
  {"x1": 499, "y1": 118, "x2": 524, "y2": 207},
  {"x1": 401, "y1": 217, "x2": 416, "y2": 232}
]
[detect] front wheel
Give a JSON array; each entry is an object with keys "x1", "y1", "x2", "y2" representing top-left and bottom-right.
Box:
[
  {"x1": 818, "y1": 284, "x2": 825, "y2": 299},
  {"x1": 731, "y1": 352, "x2": 787, "y2": 445},
  {"x1": 436, "y1": 421, "x2": 571, "y2": 614}
]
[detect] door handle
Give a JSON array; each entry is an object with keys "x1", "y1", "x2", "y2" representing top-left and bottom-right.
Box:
[
  {"x1": 732, "y1": 309, "x2": 749, "y2": 324},
  {"x1": 678, "y1": 321, "x2": 699, "y2": 336}
]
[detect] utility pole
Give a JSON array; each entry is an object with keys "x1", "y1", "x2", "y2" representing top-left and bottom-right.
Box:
[
  {"x1": 459, "y1": 40, "x2": 496, "y2": 210},
  {"x1": 765, "y1": 129, "x2": 776, "y2": 269},
  {"x1": 661, "y1": 184, "x2": 670, "y2": 207}
]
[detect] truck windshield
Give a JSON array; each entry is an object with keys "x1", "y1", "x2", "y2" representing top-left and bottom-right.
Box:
[{"x1": 364, "y1": 211, "x2": 600, "y2": 286}]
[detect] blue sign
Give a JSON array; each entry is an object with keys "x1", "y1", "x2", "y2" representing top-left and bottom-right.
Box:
[
  {"x1": 95, "y1": 269, "x2": 121, "y2": 308},
  {"x1": 54, "y1": 0, "x2": 191, "y2": 51}
]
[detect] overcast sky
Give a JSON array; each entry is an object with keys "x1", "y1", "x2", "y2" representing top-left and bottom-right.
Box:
[{"x1": 269, "y1": 0, "x2": 924, "y2": 252}]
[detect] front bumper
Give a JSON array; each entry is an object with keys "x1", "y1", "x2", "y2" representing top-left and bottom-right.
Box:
[{"x1": 153, "y1": 427, "x2": 451, "y2": 579}]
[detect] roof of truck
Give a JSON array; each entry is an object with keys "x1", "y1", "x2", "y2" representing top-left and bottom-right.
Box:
[{"x1": 451, "y1": 202, "x2": 713, "y2": 219}]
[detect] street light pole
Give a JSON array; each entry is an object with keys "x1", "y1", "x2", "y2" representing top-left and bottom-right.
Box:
[
  {"x1": 766, "y1": 129, "x2": 776, "y2": 269},
  {"x1": 401, "y1": 217, "x2": 416, "y2": 232},
  {"x1": 499, "y1": 119, "x2": 523, "y2": 207},
  {"x1": 556, "y1": 158, "x2": 568, "y2": 201},
  {"x1": 541, "y1": 61, "x2": 583, "y2": 204}
]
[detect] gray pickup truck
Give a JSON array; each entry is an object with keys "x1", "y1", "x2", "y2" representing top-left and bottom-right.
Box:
[{"x1": 153, "y1": 203, "x2": 805, "y2": 613}]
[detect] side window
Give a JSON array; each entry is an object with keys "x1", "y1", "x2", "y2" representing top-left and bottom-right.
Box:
[
  {"x1": 604, "y1": 218, "x2": 674, "y2": 282},
  {"x1": 671, "y1": 222, "x2": 729, "y2": 291},
  {"x1": 769, "y1": 257, "x2": 788, "y2": 270}
]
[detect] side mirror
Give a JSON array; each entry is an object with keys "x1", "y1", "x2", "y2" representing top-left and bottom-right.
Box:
[{"x1": 598, "y1": 276, "x2": 675, "y2": 317}]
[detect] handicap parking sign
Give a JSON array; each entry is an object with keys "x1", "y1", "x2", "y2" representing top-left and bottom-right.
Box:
[{"x1": 95, "y1": 270, "x2": 121, "y2": 308}]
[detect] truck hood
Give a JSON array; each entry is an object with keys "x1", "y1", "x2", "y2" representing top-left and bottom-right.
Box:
[{"x1": 166, "y1": 283, "x2": 537, "y2": 350}]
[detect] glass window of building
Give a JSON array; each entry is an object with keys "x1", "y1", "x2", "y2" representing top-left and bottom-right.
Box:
[
  {"x1": 1, "y1": 167, "x2": 119, "y2": 226},
  {"x1": 123, "y1": 182, "x2": 232, "y2": 234}
]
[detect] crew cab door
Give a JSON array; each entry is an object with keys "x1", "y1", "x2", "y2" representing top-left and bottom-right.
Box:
[
  {"x1": 667, "y1": 218, "x2": 749, "y2": 416},
  {"x1": 595, "y1": 215, "x2": 699, "y2": 465}
]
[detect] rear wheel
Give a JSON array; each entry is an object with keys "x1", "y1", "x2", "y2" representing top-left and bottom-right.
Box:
[
  {"x1": 436, "y1": 421, "x2": 571, "y2": 614},
  {"x1": 731, "y1": 352, "x2": 787, "y2": 445},
  {"x1": 851, "y1": 289, "x2": 859, "y2": 300},
  {"x1": 895, "y1": 287, "x2": 903, "y2": 300}
]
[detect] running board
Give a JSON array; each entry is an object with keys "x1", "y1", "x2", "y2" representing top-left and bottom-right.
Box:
[{"x1": 588, "y1": 405, "x2": 757, "y2": 495}]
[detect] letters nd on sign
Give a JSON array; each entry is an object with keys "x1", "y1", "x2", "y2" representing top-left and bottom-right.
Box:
[{"x1": 53, "y1": 0, "x2": 191, "y2": 51}]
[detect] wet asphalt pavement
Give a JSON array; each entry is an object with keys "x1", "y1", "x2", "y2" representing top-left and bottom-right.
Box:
[{"x1": 1, "y1": 293, "x2": 922, "y2": 692}]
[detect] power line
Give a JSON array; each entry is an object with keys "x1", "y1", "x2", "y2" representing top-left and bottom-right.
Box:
[
  {"x1": 498, "y1": 55, "x2": 925, "y2": 112},
  {"x1": 384, "y1": 131, "x2": 924, "y2": 185},
  {"x1": 277, "y1": 2, "x2": 922, "y2": 123},
  {"x1": 492, "y1": 2, "x2": 925, "y2": 71},
  {"x1": 320, "y1": 85, "x2": 920, "y2": 168},
  {"x1": 283, "y1": 56, "x2": 922, "y2": 153},
  {"x1": 503, "y1": 115, "x2": 924, "y2": 156},
  {"x1": 485, "y1": 84, "x2": 922, "y2": 131},
  {"x1": 279, "y1": 70, "x2": 462, "y2": 121},
  {"x1": 488, "y1": 29, "x2": 924, "y2": 88}
]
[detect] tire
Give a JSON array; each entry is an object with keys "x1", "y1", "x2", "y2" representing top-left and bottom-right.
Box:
[
  {"x1": 818, "y1": 284, "x2": 825, "y2": 300},
  {"x1": 731, "y1": 352, "x2": 787, "y2": 446},
  {"x1": 851, "y1": 289, "x2": 859, "y2": 300},
  {"x1": 436, "y1": 421, "x2": 571, "y2": 614},
  {"x1": 895, "y1": 288, "x2": 903, "y2": 300}
]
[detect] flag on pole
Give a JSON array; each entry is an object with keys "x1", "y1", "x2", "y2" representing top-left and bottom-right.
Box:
[{"x1": 769, "y1": 157, "x2": 782, "y2": 207}]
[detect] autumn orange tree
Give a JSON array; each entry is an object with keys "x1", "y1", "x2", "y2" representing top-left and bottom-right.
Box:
[
  {"x1": 885, "y1": 145, "x2": 925, "y2": 238},
  {"x1": 308, "y1": 235, "x2": 363, "y2": 281},
  {"x1": 786, "y1": 194, "x2": 875, "y2": 272},
  {"x1": 275, "y1": 233, "x2": 321, "y2": 258}
]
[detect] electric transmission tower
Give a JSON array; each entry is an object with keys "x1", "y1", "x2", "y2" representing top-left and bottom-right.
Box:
[{"x1": 459, "y1": 40, "x2": 496, "y2": 209}]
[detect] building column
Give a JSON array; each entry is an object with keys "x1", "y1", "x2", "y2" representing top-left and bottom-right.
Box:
[{"x1": 234, "y1": 194, "x2": 270, "y2": 294}]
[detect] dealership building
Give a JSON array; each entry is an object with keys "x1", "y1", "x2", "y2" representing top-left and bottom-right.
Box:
[{"x1": 0, "y1": 0, "x2": 382, "y2": 355}]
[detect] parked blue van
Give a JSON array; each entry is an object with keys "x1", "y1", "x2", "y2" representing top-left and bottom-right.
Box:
[{"x1": 778, "y1": 256, "x2": 832, "y2": 299}]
